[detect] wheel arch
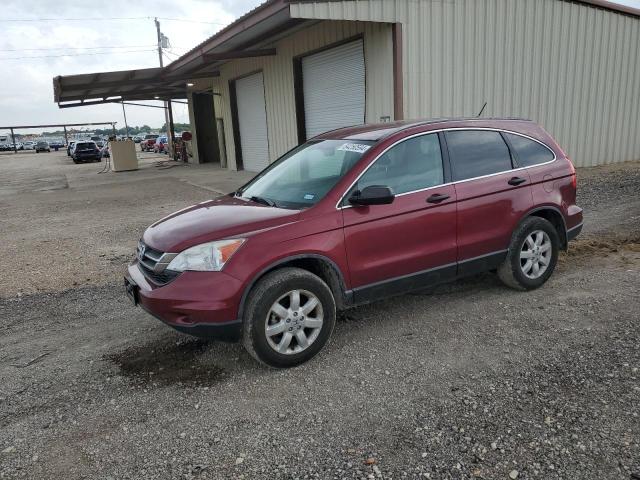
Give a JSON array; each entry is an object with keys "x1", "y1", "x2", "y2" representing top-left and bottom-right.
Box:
[
  {"x1": 523, "y1": 206, "x2": 568, "y2": 250},
  {"x1": 237, "y1": 254, "x2": 352, "y2": 321}
]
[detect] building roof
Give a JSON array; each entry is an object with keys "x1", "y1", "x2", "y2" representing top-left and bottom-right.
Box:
[{"x1": 53, "y1": 0, "x2": 639, "y2": 108}]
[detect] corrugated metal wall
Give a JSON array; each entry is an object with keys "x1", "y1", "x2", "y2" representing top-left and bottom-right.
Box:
[
  {"x1": 290, "y1": 0, "x2": 640, "y2": 167},
  {"x1": 216, "y1": 20, "x2": 394, "y2": 170}
]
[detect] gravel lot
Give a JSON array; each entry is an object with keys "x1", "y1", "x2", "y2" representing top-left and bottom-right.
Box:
[{"x1": 1, "y1": 153, "x2": 639, "y2": 479}]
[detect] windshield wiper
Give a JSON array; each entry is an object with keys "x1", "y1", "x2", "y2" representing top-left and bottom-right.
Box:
[{"x1": 248, "y1": 195, "x2": 277, "y2": 207}]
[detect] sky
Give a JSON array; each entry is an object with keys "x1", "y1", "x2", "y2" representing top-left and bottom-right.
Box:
[{"x1": 1, "y1": 0, "x2": 639, "y2": 134}]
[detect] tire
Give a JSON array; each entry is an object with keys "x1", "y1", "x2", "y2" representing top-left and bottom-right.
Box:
[
  {"x1": 498, "y1": 216, "x2": 560, "y2": 291},
  {"x1": 242, "y1": 267, "x2": 336, "y2": 368}
]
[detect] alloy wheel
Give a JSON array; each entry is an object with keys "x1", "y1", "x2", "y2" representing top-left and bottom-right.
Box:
[
  {"x1": 520, "y1": 230, "x2": 552, "y2": 279},
  {"x1": 265, "y1": 289, "x2": 324, "y2": 355}
]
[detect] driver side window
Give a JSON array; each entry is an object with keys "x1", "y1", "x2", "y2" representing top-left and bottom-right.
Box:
[{"x1": 352, "y1": 133, "x2": 444, "y2": 198}]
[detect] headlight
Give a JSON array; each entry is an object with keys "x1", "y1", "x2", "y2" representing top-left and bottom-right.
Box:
[{"x1": 166, "y1": 239, "x2": 245, "y2": 272}]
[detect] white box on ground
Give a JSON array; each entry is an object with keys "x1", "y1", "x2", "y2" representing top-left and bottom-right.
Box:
[{"x1": 110, "y1": 140, "x2": 138, "y2": 172}]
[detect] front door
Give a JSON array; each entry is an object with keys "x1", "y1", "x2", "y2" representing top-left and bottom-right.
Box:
[{"x1": 341, "y1": 133, "x2": 458, "y2": 303}]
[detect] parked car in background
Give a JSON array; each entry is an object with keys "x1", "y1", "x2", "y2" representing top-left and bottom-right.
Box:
[
  {"x1": 125, "y1": 118, "x2": 583, "y2": 367},
  {"x1": 23, "y1": 141, "x2": 36, "y2": 150},
  {"x1": 133, "y1": 135, "x2": 143, "y2": 143},
  {"x1": 50, "y1": 139, "x2": 65, "y2": 149},
  {"x1": 67, "y1": 141, "x2": 76, "y2": 156},
  {"x1": 72, "y1": 141, "x2": 101, "y2": 163},
  {"x1": 153, "y1": 136, "x2": 168, "y2": 154},
  {"x1": 35, "y1": 141, "x2": 51, "y2": 153},
  {"x1": 140, "y1": 134, "x2": 159, "y2": 152}
]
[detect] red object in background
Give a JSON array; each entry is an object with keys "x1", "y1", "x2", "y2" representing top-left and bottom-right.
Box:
[{"x1": 126, "y1": 118, "x2": 582, "y2": 346}]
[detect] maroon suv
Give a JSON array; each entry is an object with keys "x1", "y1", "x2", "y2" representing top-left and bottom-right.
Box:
[{"x1": 125, "y1": 118, "x2": 583, "y2": 367}]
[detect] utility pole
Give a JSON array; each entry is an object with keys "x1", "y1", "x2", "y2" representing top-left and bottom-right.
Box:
[
  {"x1": 155, "y1": 17, "x2": 174, "y2": 158},
  {"x1": 121, "y1": 103, "x2": 129, "y2": 138},
  {"x1": 10, "y1": 128, "x2": 16, "y2": 153}
]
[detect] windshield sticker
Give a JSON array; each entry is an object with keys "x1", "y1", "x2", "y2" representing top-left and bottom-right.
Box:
[
  {"x1": 303, "y1": 194, "x2": 315, "y2": 200},
  {"x1": 337, "y1": 143, "x2": 371, "y2": 154}
]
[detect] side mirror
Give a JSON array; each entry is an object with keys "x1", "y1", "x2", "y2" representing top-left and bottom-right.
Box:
[{"x1": 348, "y1": 185, "x2": 395, "y2": 206}]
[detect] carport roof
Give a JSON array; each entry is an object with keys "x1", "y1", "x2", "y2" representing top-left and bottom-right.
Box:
[{"x1": 53, "y1": 67, "x2": 220, "y2": 106}]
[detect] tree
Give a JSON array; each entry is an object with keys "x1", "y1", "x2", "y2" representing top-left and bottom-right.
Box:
[{"x1": 160, "y1": 123, "x2": 191, "y2": 133}]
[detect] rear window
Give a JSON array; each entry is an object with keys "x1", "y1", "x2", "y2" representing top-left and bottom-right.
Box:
[
  {"x1": 76, "y1": 142, "x2": 95, "y2": 149},
  {"x1": 504, "y1": 133, "x2": 555, "y2": 167},
  {"x1": 445, "y1": 130, "x2": 513, "y2": 181},
  {"x1": 145, "y1": 135, "x2": 159, "y2": 140}
]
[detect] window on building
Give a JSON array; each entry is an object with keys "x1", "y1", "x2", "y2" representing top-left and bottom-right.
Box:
[
  {"x1": 504, "y1": 133, "x2": 555, "y2": 167},
  {"x1": 445, "y1": 130, "x2": 513, "y2": 181},
  {"x1": 354, "y1": 133, "x2": 444, "y2": 196}
]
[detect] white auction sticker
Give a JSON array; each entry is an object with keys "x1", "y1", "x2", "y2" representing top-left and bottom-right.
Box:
[{"x1": 337, "y1": 143, "x2": 371, "y2": 154}]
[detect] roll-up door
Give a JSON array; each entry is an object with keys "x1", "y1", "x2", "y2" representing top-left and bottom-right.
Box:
[
  {"x1": 302, "y1": 40, "x2": 365, "y2": 139},
  {"x1": 235, "y1": 72, "x2": 269, "y2": 171}
]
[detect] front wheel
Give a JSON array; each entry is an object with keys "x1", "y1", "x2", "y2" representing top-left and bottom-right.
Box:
[
  {"x1": 242, "y1": 267, "x2": 336, "y2": 368},
  {"x1": 498, "y1": 217, "x2": 560, "y2": 291}
]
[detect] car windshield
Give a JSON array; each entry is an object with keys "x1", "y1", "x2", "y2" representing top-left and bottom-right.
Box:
[{"x1": 236, "y1": 139, "x2": 375, "y2": 209}]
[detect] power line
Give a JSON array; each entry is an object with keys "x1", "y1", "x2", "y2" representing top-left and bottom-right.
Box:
[
  {"x1": 0, "y1": 16, "x2": 227, "y2": 25},
  {"x1": 0, "y1": 44, "x2": 156, "y2": 52},
  {"x1": 157, "y1": 17, "x2": 227, "y2": 25},
  {"x1": 0, "y1": 48, "x2": 156, "y2": 61}
]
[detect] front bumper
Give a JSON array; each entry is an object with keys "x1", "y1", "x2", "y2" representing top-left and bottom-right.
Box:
[{"x1": 126, "y1": 262, "x2": 244, "y2": 342}]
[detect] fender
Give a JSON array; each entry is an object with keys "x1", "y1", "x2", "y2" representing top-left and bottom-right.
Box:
[
  {"x1": 236, "y1": 253, "x2": 353, "y2": 321},
  {"x1": 520, "y1": 205, "x2": 568, "y2": 248}
]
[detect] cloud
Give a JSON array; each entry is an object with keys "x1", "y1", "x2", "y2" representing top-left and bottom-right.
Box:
[{"x1": 0, "y1": 0, "x2": 257, "y2": 133}]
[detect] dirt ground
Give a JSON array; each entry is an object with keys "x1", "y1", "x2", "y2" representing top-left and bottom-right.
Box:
[{"x1": 0, "y1": 151, "x2": 639, "y2": 479}]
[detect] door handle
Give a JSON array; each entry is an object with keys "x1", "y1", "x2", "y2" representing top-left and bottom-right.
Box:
[
  {"x1": 508, "y1": 176, "x2": 527, "y2": 186},
  {"x1": 426, "y1": 193, "x2": 450, "y2": 203}
]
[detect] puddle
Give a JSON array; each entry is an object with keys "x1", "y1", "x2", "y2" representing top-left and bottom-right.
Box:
[{"x1": 106, "y1": 337, "x2": 225, "y2": 386}]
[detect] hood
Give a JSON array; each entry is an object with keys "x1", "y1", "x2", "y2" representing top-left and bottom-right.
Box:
[{"x1": 143, "y1": 195, "x2": 300, "y2": 253}]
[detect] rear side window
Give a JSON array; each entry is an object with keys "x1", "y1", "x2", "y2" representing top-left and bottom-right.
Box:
[
  {"x1": 445, "y1": 130, "x2": 512, "y2": 181},
  {"x1": 355, "y1": 133, "x2": 444, "y2": 196},
  {"x1": 504, "y1": 133, "x2": 555, "y2": 167}
]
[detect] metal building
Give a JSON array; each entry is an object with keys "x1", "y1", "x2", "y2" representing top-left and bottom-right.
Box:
[{"x1": 54, "y1": 0, "x2": 640, "y2": 169}]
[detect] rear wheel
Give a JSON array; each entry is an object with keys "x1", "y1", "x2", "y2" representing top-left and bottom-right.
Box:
[
  {"x1": 242, "y1": 267, "x2": 336, "y2": 368},
  {"x1": 498, "y1": 217, "x2": 560, "y2": 290}
]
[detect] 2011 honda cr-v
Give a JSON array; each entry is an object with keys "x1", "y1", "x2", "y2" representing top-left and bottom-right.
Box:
[{"x1": 125, "y1": 118, "x2": 583, "y2": 367}]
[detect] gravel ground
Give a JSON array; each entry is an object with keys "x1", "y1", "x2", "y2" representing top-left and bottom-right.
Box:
[
  {"x1": 0, "y1": 156, "x2": 639, "y2": 479},
  {"x1": 0, "y1": 151, "x2": 253, "y2": 297}
]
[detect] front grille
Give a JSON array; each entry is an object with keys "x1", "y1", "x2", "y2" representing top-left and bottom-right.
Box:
[
  {"x1": 136, "y1": 241, "x2": 180, "y2": 286},
  {"x1": 138, "y1": 262, "x2": 180, "y2": 286}
]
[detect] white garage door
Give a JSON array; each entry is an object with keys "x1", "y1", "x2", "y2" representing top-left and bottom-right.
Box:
[
  {"x1": 235, "y1": 72, "x2": 269, "y2": 172},
  {"x1": 302, "y1": 40, "x2": 366, "y2": 139}
]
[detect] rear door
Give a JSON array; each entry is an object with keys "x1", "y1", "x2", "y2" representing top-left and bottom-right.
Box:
[
  {"x1": 444, "y1": 129, "x2": 533, "y2": 274},
  {"x1": 342, "y1": 133, "x2": 457, "y2": 302}
]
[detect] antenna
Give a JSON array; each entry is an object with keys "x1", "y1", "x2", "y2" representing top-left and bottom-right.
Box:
[{"x1": 477, "y1": 102, "x2": 487, "y2": 118}]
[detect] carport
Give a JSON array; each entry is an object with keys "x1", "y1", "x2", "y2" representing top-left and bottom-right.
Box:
[{"x1": 52, "y1": 66, "x2": 219, "y2": 162}]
